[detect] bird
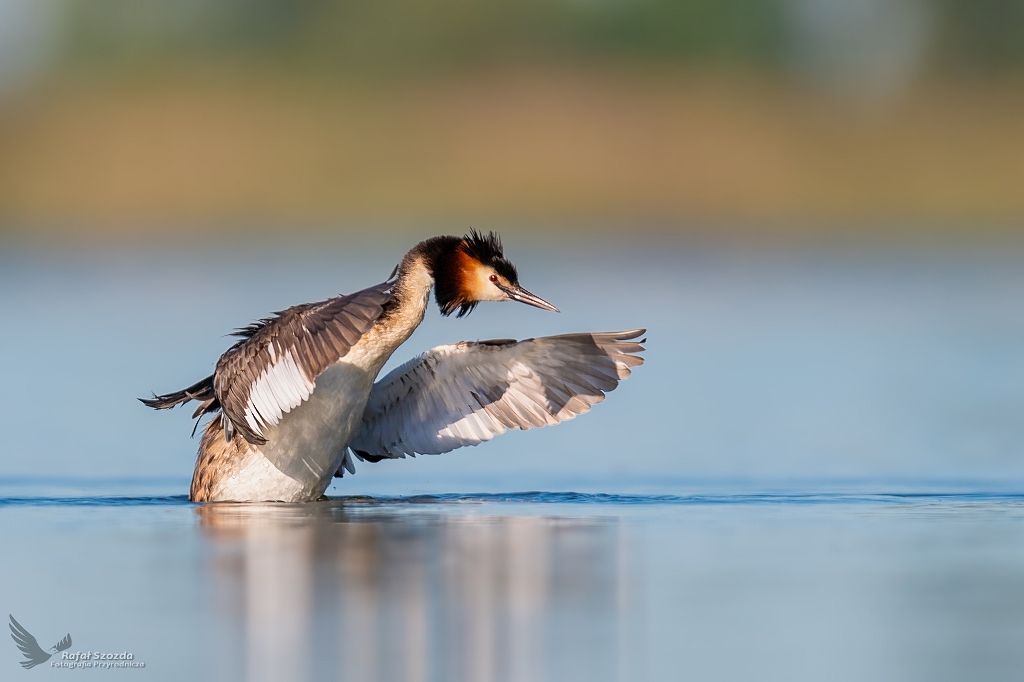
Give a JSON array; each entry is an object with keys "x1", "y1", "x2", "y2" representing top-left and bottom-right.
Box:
[
  {"x1": 9, "y1": 615, "x2": 72, "y2": 669},
  {"x1": 142, "y1": 231, "x2": 645, "y2": 503}
]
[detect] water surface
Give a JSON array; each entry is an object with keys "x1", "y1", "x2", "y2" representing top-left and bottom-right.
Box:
[
  {"x1": 3, "y1": 490, "x2": 1024, "y2": 681},
  {"x1": 2, "y1": 243, "x2": 1024, "y2": 679}
]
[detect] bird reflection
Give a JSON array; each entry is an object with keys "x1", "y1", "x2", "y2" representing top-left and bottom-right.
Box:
[{"x1": 196, "y1": 501, "x2": 634, "y2": 682}]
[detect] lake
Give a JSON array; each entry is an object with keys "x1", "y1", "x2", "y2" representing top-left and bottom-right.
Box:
[{"x1": 2, "y1": 239, "x2": 1024, "y2": 680}]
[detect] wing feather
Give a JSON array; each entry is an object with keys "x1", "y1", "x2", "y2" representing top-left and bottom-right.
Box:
[
  {"x1": 54, "y1": 633, "x2": 72, "y2": 652},
  {"x1": 214, "y1": 281, "x2": 391, "y2": 444},
  {"x1": 346, "y1": 330, "x2": 645, "y2": 464},
  {"x1": 9, "y1": 616, "x2": 50, "y2": 668}
]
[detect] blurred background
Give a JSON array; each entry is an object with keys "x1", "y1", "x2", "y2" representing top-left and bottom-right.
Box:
[
  {"x1": 4, "y1": 6, "x2": 1024, "y2": 681},
  {"x1": 0, "y1": 0, "x2": 1023, "y2": 490},
  {"x1": 0, "y1": 0, "x2": 1022, "y2": 238}
]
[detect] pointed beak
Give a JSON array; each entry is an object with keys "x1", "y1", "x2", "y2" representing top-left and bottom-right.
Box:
[{"x1": 502, "y1": 284, "x2": 560, "y2": 312}]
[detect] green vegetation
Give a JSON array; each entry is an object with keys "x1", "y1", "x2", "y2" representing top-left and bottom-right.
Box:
[{"x1": 56, "y1": 0, "x2": 1024, "y2": 74}]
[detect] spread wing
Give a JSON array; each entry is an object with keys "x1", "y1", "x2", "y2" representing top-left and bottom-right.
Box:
[
  {"x1": 9, "y1": 615, "x2": 51, "y2": 669},
  {"x1": 213, "y1": 281, "x2": 392, "y2": 445},
  {"x1": 345, "y1": 330, "x2": 645, "y2": 464},
  {"x1": 53, "y1": 633, "x2": 72, "y2": 652}
]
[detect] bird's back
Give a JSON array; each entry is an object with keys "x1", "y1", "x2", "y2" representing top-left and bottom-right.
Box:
[{"x1": 186, "y1": 266, "x2": 436, "y2": 501}]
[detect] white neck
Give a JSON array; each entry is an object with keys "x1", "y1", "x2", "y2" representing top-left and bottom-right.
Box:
[{"x1": 369, "y1": 253, "x2": 435, "y2": 353}]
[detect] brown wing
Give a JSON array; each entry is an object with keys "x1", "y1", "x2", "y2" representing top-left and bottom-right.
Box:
[{"x1": 214, "y1": 281, "x2": 391, "y2": 445}]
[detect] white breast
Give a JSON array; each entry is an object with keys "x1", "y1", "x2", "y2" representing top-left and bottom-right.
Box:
[
  {"x1": 200, "y1": 259, "x2": 434, "y2": 502},
  {"x1": 205, "y1": 360, "x2": 377, "y2": 502}
]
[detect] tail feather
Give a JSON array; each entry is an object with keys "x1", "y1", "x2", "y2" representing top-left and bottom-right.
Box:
[{"x1": 140, "y1": 374, "x2": 218, "y2": 414}]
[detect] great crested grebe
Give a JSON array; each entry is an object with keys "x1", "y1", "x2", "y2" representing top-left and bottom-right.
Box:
[{"x1": 142, "y1": 232, "x2": 645, "y2": 502}]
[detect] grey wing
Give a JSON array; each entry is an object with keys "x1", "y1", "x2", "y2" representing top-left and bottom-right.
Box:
[
  {"x1": 9, "y1": 615, "x2": 51, "y2": 669},
  {"x1": 345, "y1": 330, "x2": 645, "y2": 464},
  {"x1": 214, "y1": 281, "x2": 392, "y2": 445},
  {"x1": 53, "y1": 633, "x2": 72, "y2": 652}
]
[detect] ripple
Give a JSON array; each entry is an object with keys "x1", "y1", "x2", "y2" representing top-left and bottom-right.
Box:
[
  {"x1": 0, "y1": 495, "x2": 191, "y2": 507},
  {"x1": 337, "y1": 491, "x2": 1024, "y2": 506},
  {"x1": 2, "y1": 490, "x2": 1024, "y2": 508}
]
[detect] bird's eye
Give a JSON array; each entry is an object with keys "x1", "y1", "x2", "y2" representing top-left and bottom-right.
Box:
[{"x1": 489, "y1": 274, "x2": 498, "y2": 283}]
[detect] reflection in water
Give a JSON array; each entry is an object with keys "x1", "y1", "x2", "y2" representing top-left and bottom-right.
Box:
[{"x1": 197, "y1": 502, "x2": 636, "y2": 682}]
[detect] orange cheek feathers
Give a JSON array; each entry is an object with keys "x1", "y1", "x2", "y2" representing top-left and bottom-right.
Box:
[{"x1": 454, "y1": 249, "x2": 504, "y2": 302}]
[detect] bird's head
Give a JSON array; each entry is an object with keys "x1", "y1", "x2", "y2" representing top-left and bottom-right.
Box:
[{"x1": 423, "y1": 230, "x2": 559, "y2": 317}]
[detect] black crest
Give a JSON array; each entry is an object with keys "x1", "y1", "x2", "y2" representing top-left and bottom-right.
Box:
[
  {"x1": 413, "y1": 231, "x2": 521, "y2": 318},
  {"x1": 463, "y1": 229, "x2": 518, "y2": 283}
]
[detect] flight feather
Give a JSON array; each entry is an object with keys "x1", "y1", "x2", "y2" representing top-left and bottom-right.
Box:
[
  {"x1": 346, "y1": 329, "x2": 645, "y2": 463},
  {"x1": 213, "y1": 281, "x2": 392, "y2": 444}
]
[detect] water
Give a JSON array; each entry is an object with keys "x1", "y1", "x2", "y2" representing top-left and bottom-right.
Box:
[
  {"x1": 4, "y1": 491, "x2": 1024, "y2": 681},
  {"x1": 2, "y1": 241, "x2": 1024, "y2": 679}
]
